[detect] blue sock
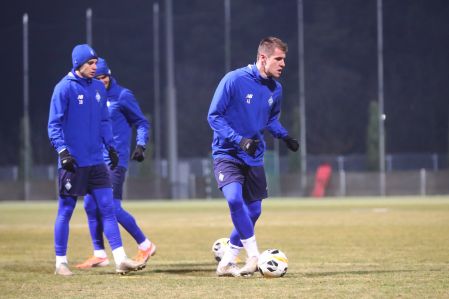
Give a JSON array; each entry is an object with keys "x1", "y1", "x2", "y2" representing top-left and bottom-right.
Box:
[
  {"x1": 114, "y1": 199, "x2": 146, "y2": 244},
  {"x1": 91, "y1": 188, "x2": 122, "y2": 250},
  {"x1": 83, "y1": 194, "x2": 105, "y2": 250},
  {"x1": 222, "y1": 182, "x2": 254, "y2": 242},
  {"x1": 54, "y1": 195, "x2": 77, "y2": 256},
  {"x1": 230, "y1": 199, "x2": 262, "y2": 247}
]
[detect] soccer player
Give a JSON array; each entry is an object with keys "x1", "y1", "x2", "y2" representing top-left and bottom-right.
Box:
[
  {"x1": 48, "y1": 44, "x2": 145, "y2": 276},
  {"x1": 207, "y1": 36, "x2": 299, "y2": 277},
  {"x1": 75, "y1": 58, "x2": 156, "y2": 270}
]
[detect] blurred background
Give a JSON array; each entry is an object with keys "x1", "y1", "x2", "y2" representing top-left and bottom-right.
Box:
[{"x1": 1, "y1": 0, "x2": 449, "y2": 199}]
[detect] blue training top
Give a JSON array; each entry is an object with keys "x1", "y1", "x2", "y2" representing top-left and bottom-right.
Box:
[
  {"x1": 103, "y1": 77, "x2": 150, "y2": 169},
  {"x1": 48, "y1": 71, "x2": 114, "y2": 168},
  {"x1": 207, "y1": 64, "x2": 288, "y2": 166}
]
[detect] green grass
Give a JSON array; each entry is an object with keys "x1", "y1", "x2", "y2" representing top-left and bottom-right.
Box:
[{"x1": 1, "y1": 197, "x2": 449, "y2": 298}]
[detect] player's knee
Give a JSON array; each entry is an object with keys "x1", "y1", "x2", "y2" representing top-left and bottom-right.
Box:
[
  {"x1": 83, "y1": 196, "x2": 97, "y2": 215},
  {"x1": 226, "y1": 194, "x2": 244, "y2": 211}
]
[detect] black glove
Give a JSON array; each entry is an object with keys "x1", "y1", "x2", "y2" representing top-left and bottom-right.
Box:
[
  {"x1": 283, "y1": 136, "x2": 299, "y2": 152},
  {"x1": 108, "y1": 146, "x2": 119, "y2": 170},
  {"x1": 131, "y1": 145, "x2": 145, "y2": 162},
  {"x1": 239, "y1": 138, "x2": 260, "y2": 157},
  {"x1": 59, "y1": 149, "x2": 78, "y2": 172}
]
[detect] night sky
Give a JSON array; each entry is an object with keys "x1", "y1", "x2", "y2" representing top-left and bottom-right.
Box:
[{"x1": 1, "y1": 0, "x2": 448, "y2": 165}]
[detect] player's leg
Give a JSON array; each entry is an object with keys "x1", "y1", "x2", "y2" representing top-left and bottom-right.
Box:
[
  {"x1": 228, "y1": 198, "x2": 262, "y2": 248},
  {"x1": 54, "y1": 167, "x2": 88, "y2": 275},
  {"x1": 216, "y1": 182, "x2": 254, "y2": 276},
  {"x1": 75, "y1": 194, "x2": 109, "y2": 269},
  {"x1": 110, "y1": 167, "x2": 156, "y2": 264},
  {"x1": 114, "y1": 199, "x2": 156, "y2": 262},
  {"x1": 89, "y1": 164, "x2": 145, "y2": 274},
  {"x1": 238, "y1": 166, "x2": 267, "y2": 276},
  {"x1": 54, "y1": 195, "x2": 77, "y2": 275},
  {"x1": 212, "y1": 159, "x2": 247, "y2": 276}
]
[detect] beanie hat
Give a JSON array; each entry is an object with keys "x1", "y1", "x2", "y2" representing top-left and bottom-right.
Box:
[
  {"x1": 95, "y1": 58, "x2": 112, "y2": 77},
  {"x1": 72, "y1": 44, "x2": 98, "y2": 69}
]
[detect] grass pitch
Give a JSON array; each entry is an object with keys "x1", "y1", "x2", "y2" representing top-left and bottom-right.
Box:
[{"x1": 0, "y1": 197, "x2": 449, "y2": 298}]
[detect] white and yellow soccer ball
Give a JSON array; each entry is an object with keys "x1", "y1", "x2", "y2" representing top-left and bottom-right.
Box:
[
  {"x1": 257, "y1": 249, "x2": 288, "y2": 278},
  {"x1": 211, "y1": 237, "x2": 230, "y2": 262}
]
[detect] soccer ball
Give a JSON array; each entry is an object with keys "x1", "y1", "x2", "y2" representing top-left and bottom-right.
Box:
[
  {"x1": 257, "y1": 249, "x2": 288, "y2": 278},
  {"x1": 211, "y1": 237, "x2": 230, "y2": 262}
]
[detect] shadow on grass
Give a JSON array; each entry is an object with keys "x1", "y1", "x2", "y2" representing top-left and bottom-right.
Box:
[
  {"x1": 151, "y1": 262, "x2": 216, "y2": 276},
  {"x1": 304, "y1": 269, "x2": 416, "y2": 277}
]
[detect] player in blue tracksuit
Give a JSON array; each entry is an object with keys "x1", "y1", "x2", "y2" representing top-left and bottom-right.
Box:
[
  {"x1": 48, "y1": 44, "x2": 145, "y2": 276},
  {"x1": 76, "y1": 58, "x2": 156, "y2": 270},
  {"x1": 207, "y1": 37, "x2": 299, "y2": 277}
]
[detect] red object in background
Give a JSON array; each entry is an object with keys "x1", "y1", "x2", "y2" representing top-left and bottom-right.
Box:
[{"x1": 311, "y1": 163, "x2": 332, "y2": 198}]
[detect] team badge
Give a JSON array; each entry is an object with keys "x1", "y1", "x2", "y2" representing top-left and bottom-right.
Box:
[
  {"x1": 268, "y1": 96, "x2": 273, "y2": 106},
  {"x1": 95, "y1": 91, "x2": 101, "y2": 102},
  {"x1": 65, "y1": 179, "x2": 72, "y2": 191}
]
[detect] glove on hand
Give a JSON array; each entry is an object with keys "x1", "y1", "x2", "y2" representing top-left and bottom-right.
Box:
[
  {"x1": 59, "y1": 149, "x2": 78, "y2": 172},
  {"x1": 239, "y1": 138, "x2": 260, "y2": 157},
  {"x1": 283, "y1": 136, "x2": 299, "y2": 152},
  {"x1": 108, "y1": 147, "x2": 119, "y2": 170},
  {"x1": 131, "y1": 145, "x2": 145, "y2": 162}
]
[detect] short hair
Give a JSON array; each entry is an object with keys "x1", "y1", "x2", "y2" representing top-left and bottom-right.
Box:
[{"x1": 257, "y1": 37, "x2": 288, "y2": 59}]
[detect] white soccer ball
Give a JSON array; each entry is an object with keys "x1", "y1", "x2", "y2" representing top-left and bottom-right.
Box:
[
  {"x1": 211, "y1": 237, "x2": 230, "y2": 262},
  {"x1": 257, "y1": 249, "x2": 288, "y2": 278}
]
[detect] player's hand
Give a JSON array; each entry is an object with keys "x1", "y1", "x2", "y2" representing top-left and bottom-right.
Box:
[
  {"x1": 108, "y1": 146, "x2": 119, "y2": 170},
  {"x1": 239, "y1": 138, "x2": 260, "y2": 157},
  {"x1": 283, "y1": 136, "x2": 299, "y2": 152},
  {"x1": 131, "y1": 145, "x2": 145, "y2": 162},
  {"x1": 59, "y1": 149, "x2": 78, "y2": 172}
]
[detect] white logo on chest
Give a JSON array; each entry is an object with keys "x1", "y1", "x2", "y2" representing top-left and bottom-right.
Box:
[
  {"x1": 77, "y1": 94, "x2": 84, "y2": 105},
  {"x1": 268, "y1": 96, "x2": 274, "y2": 106},
  {"x1": 245, "y1": 94, "x2": 253, "y2": 104}
]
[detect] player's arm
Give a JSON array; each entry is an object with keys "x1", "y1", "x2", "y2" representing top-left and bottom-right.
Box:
[
  {"x1": 120, "y1": 90, "x2": 150, "y2": 162},
  {"x1": 120, "y1": 90, "x2": 150, "y2": 147},
  {"x1": 99, "y1": 90, "x2": 119, "y2": 168},
  {"x1": 266, "y1": 89, "x2": 299, "y2": 152},
  {"x1": 266, "y1": 90, "x2": 288, "y2": 139},
  {"x1": 207, "y1": 75, "x2": 242, "y2": 145},
  {"x1": 47, "y1": 84, "x2": 69, "y2": 153}
]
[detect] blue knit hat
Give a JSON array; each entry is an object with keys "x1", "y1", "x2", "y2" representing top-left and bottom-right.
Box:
[
  {"x1": 72, "y1": 44, "x2": 97, "y2": 69},
  {"x1": 95, "y1": 58, "x2": 111, "y2": 77}
]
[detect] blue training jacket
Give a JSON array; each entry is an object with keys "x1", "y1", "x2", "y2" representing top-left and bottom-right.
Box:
[
  {"x1": 48, "y1": 71, "x2": 114, "y2": 168},
  {"x1": 103, "y1": 77, "x2": 150, "y2": 169},
  {"x1": 207, "y1": 64, "x2": 288, "y2": 166}
]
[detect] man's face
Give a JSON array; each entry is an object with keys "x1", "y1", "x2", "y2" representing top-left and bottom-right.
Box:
[
  {"x1": 261, "y1": 47, "x2": 286, "y2": 78},
  {"x1": 78, "y1": 58, "x2": 98, "y2": 79},
  {"x1": 96, "y1": 74, "x2": 111, "y2": 89}
]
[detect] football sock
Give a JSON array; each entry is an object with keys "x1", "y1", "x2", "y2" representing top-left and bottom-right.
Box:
[
  {"x1": 83, "y1": 194, "x2": 105, "y2": 251},
  {"x1": 138, "y1": 239, "x2": 151, "y2": 251},
  {"x1": 91, "y1": 188, "x2": 123, "y2": 250},
  {"x1": 54, "y1": 195, "x2": 77, "y2": 256},
  {"x1": 113, "y1": 198, "x2": 146, "y2": 245},
  {"x1": 112, "y1": 246, "x2": 127, "y2": 265},
  {"x1": 241, "y1": 235, "x2": 260, "y2": 258},
  {"x1": 222, "y1": 182, "x2": 254, "y2": 239},
  {"x1": 94, "y1": 249, "x2": 107, "y2": 258},
  {"x1": 219, "y1": 244, "x2": 242, "y2": 266},
  {"x1": 56, "y1": 255, "x2": 68, "y2": 267},
  {"x1": 230, "y1": 200, "x2": 262, "y2": 247}
]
